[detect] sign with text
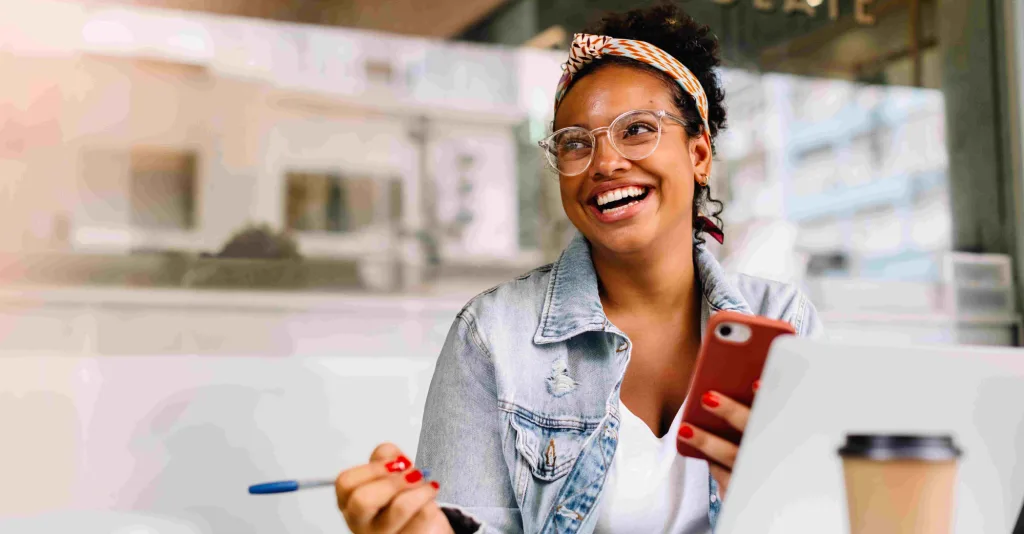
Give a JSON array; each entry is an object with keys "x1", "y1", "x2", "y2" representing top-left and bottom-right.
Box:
[{"x1": 713, "y1": 0, "x2": 879, "y2": 25}]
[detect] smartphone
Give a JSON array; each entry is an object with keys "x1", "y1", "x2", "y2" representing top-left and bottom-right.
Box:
[{"x1": 676, "y1": 310, "x2": 795, "y2": 462}]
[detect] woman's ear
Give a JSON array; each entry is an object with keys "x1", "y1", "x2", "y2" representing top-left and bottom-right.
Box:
[{"x1": 689, "y1": 130, "x2": 713, "y2": 178}]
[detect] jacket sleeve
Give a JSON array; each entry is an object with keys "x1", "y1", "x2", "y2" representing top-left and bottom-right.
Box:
[{"x1": 416, "y1": 310, "x2": 523, "y2": 534}]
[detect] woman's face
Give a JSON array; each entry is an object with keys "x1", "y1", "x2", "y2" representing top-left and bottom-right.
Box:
[{"x1": 553, "y1": 64, "x2": 711, "y2": 257}]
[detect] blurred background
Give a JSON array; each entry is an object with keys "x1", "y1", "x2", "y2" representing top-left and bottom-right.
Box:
[{"x1": 1, "y1": 0, "x2": 1023, "y2": 532}]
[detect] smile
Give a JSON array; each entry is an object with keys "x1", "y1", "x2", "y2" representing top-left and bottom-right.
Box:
[{"x1": 588, "y1": 185, "x2": 652, "y2": 223}]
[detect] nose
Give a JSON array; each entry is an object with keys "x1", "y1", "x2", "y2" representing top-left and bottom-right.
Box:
[{"x1": 590, "y1": 130, "x2": 630, "y2": 178}]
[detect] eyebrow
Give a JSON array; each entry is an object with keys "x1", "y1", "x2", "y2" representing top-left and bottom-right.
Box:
[
  {"x1": 555, "y1": 107, "x2": 661, "y2": 130},
  {"x1": 551, "y1": 122, "x2": 585, "y2": 132}
]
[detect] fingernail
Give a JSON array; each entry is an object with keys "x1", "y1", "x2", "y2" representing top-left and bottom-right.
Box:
[
  {"x1": 701, "y1": 391, "x2": 720, "y2": 408},
  {"x1": 405, "y1": 470, "x2": 423, "y2": 483},
  {"x1": 679, "y1": 424, "x2": 694, "y2": 439},
  {"x1": 753, "y1": 380, "x2": 761, "y2": 393},
  {"x1": 430, "y1": 481, "x2": 440, "y2": 490},
  {"x1": 386, "y1": 455, "x2": 412, "y2": 472}
]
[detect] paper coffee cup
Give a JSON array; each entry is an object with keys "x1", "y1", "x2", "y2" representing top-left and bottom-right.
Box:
[{"x1": 838, "y1": 434, "x2": 962, "y2": 534}]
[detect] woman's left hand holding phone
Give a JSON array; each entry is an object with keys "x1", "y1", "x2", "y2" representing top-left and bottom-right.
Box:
[
  {"x1": 676, "y1": 381, "x2": 759, "y2": 499},
  {"x1": 335, "y1": 443, "x2": 454, "y2": 534}
]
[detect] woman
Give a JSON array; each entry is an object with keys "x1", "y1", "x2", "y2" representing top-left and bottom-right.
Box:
[{"x1": 334, "y1": 5, "x2": 822, "y2": 533}]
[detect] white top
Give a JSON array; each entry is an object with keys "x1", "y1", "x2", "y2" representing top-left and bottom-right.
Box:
[{"x1": 594, "y1": 400, "x2": 713, "y2": 534}]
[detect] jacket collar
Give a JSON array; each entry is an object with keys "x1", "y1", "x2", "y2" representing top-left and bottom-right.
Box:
[{"x1": 533, "y1": 232, "x2": 752, "y2": 345}]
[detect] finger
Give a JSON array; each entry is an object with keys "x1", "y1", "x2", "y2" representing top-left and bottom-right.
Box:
[
  {"x1": 700, "y1": 391, "x2": 750, "y2": 432},
  {"x1": 678, "y1": 423, "x2": 739, "y2": 469},
  {"x1": 399, "y1": 499, "x2": 450, "y2": 534},
  {"x1": 374, "y1": 481, "x2": 441, "y2": 534},
  {"x1": 337, "y1": 463, "x2": 389, "y2": 511},
  {"x1": 370, "y1": 442, "x2": 407, "y2": 463},
  {"x1": 345, "y1": 470, "x2": 429, "y2": 527},
  {"x1": 709, "y1": 463, "x2": 731, "y2": 500},
  {"x1": 335, "y1": 456, "x2": 413, "y2": 514}
]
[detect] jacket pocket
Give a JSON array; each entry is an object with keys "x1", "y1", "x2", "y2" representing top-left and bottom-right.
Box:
[{"x1": 508, "y1": 411, "x2": 595, "y2": 482}]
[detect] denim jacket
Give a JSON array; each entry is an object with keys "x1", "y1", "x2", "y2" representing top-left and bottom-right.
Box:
[{"x1": 416, "y1": 233, "x2": 823, "y2": 534}]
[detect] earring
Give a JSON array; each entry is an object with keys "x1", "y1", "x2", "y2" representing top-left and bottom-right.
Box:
[{"x1": 696, "y1": 173, "x2": 709, "y2": 187}]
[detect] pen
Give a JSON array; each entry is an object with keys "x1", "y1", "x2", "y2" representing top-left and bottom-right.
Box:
[{"x1": 249, "y1": 470, "x2": 431, "y2": 495}]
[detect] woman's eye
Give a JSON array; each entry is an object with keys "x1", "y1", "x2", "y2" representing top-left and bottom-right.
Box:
[
  {"x1": 623, "y1": 122, "x2": 657, "y2": 137},
  {"x1": 559, "y1": 139, "x2": 590, "y2": 152}
]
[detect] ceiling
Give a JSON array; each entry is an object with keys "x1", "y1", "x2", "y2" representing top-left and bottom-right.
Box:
[{"x1": 90, "y1": 0, "x2": 510, "y2": 38}]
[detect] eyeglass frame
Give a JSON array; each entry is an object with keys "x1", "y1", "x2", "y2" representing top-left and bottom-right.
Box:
[{"x1": 537, "y1": 109, "x2": 692, "y2": 177}]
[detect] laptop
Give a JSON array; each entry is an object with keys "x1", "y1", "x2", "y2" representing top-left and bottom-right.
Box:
[{"x1": 717, "y1": 337, "x2": 1024, "y2": 534}]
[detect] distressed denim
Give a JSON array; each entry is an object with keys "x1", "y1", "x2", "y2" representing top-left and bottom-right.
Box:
[{"x1": 417, "y1": 232, "x2": 823, "y2": 534}]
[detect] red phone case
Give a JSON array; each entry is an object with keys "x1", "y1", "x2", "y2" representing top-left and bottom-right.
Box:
[{"x1": 676, "y1": 311, "x2": 795, "y2": 463}]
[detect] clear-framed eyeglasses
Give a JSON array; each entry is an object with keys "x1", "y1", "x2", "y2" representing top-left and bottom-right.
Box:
[{"x1": 537, "y1": 109, "x2": 690, "y2": 177}]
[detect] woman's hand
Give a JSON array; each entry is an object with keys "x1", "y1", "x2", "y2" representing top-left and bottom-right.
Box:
[
  {"x1": 335, "y1": 443, "x2": 454, "y2": 534},
  {"x1": 676, "y1": 380, "x2": 760, "y2": 499}
]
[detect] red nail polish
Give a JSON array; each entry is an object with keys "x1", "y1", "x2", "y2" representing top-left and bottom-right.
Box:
[
  {"x1": 753, "y1": 380, "x2": 761, "y2": 393},
  {"x1": 430, "y1": 481, "x2": 440, "y2": 490},
  {"x1": 702, "y1": 392, "x2": 720, "y2": 408},
  {"x1": 679, "y1": 424, "x2": 694, "y2": 439},
  {"x1": 405, "y1": 470, "x2": 423, "y2": 483},
  {"x1": 386, "y1": 455, "x2": 411, "y2": 473}
]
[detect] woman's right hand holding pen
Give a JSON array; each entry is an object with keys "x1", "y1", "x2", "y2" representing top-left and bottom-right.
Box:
[{"x1": 335, "y1": 442, "x2": 454, "y2": 534}]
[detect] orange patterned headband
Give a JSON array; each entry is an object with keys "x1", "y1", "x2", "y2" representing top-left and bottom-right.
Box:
[{"x1": 554, "y1": 33, "x2": 710, "y2": 133}]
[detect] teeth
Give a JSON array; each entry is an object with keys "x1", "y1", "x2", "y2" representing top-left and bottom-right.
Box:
[
  {"x1": 603, "y1": 200, "x2": 640, "y2": 214},
  {"x1": 596, "y1": 186, "x2": 646, "y2": 207}
]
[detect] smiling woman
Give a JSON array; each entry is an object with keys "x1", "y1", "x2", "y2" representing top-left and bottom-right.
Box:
[
  {"x1": 547, "y1": 34, "x2": 727, "y2": 250},
  {"x1": 332, "y1": 4, "x2": 822, "y2": 534},
  {"x1": 552, "y1": 66, "x2": 717, "y2": 255}
]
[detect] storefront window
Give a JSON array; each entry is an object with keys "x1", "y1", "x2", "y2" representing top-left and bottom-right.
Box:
[
  {"x1": 715, "y1": 74, "x2": 950, "y2": 280},
  {"x1": 284, "y1": 172, "x2": 401, "y2": 234}
]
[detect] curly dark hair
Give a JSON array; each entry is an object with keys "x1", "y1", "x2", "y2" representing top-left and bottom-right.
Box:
[{"x1": 561, "y1": 3, "x2": 727, "y2": 245}]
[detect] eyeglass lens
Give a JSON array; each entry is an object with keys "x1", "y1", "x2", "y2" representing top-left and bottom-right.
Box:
[{"x1": 544, "y1": 110, "x2": 663, "y2": 175}]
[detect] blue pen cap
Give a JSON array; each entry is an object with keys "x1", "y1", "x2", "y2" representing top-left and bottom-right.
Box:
[{"x1": 249, "y1": 481, "x2": 300, "y2": 494}]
